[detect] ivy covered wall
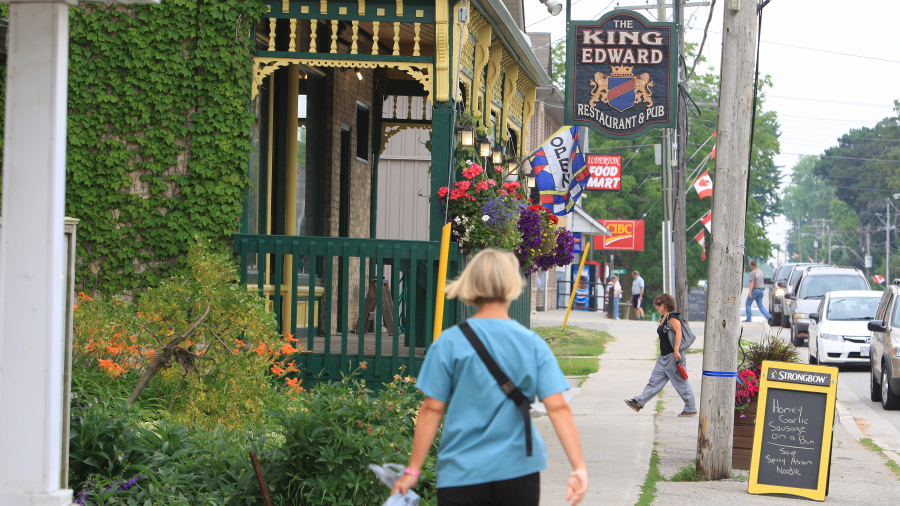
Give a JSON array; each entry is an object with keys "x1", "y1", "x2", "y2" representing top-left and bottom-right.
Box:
[{"x1": 0, "y1": 1, "x2": 267, "y2": 294}]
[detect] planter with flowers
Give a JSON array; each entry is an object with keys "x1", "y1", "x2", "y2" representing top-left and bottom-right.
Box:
[
  {"x1": 437, "y1": 160, "x2": 575, "y2": 276},
  {"x1": 732, "y1": 334, "x2": 799, "y2": 469}
]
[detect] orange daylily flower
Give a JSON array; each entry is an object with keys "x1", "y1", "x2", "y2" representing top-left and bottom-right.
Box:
[
  {"x1": 280, "y1": 343, "x2": 302, "y2": 355},
  {"x1": 234, "y1": 338, "x2": 247, "y2": 347},
  {"x1": 284, "y1": 333, "x2": 299, "y2": 342},
  {"x1": 271, "y1": 364, "x2": 286, "y2": 376},
  {"x1": 106, "y1": 345, "x2": 121, "y2": 355},
  {"x1": 285, "y1": 377, "x2": 303, "y2": 393},
  {"x1": 285, "y1": 360, "x2": 299, "y2": 373},
  {"x1": 254, "y1": 342, "x2": 268, "y2": 356}
]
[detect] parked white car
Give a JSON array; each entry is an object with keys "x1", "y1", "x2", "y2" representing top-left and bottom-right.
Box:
[{"x1": 808, "y1": 290, "x2": 882, "y2": 365}]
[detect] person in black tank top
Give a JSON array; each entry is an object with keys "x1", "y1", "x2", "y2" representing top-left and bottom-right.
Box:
[{"x1": 624, "y1": 293, "x2": 697, "y2": 417}]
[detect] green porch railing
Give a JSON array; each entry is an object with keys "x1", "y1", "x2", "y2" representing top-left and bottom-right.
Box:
[{"x1": 234, "y1": 234, "x2": 530, "y2": 382}]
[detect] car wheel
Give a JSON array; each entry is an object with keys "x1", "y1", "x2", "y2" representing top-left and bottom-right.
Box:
[
  {"x1": 871, "y1": 361, "x2": 883, "y2": 402},
  {"x1": 808, "y1": 350, "x2": 818, "y2": 365},
  {"x1": 881, "y1": 363, "x2": 900, "y2": 410},
  {"x1": 772, "y1": 312, "x2": 782, "y2": 327}
]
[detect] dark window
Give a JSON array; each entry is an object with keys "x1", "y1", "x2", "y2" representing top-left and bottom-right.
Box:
[{"x1": 356, "y1": 102, "x2": 370, "y2": 161}]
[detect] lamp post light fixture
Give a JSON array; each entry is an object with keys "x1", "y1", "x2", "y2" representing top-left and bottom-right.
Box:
[
  {"x1": 478, "y1": 137, "x2": 491, "y2": 157},
  {"x1": 539, "y1": 0, "x2": 563, "y2": 15},
  {"x1": 356, "y1": 70, "x2": 363, "y2": 80},
  {"x1": 507, "y1": 159, "x2": 519, "y2": 176},
  {"x1": 492, "y1": 145, "x2": 503, "y2": 165},
  {"x1": 455, "y1": 123, "x2": 474, "y2": 147}
]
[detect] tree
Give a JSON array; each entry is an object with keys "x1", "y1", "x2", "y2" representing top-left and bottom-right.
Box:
[
  {"x1": 550, "y1": 39, "x2": 566, "y2": 91},
  {"x1": 579, "y1": 45, "x2": 779, "y2": 297}
]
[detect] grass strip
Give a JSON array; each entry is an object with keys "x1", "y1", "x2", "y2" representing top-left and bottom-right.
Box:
[
  {"x1": 669, "y1": 461, "x2": 704, "y2": 482},
  {"x1": 558, "y1": 357, "x2": 599, "y2": 376},
  {"x1": 860, "y1": 438, "x2": 900, "y2": 478},
  {"x1": 635, "y1": 399, "x2": 666, "y2": 506},
  {"x1": 535, "y1": 326, "x2": 614, "y2": 357}
]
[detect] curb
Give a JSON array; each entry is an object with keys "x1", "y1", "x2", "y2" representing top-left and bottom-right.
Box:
[{"x1": 835, "y1": 400, "x2": 900, "y2": 462}]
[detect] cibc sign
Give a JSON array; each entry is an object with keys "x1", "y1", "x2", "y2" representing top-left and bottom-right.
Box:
[
  {"x1": 595, "y1": 220, "x2": 645, "y2": 251},
  {"x1": 585, "y1": 155, "x2": 622, "y2": 190}
]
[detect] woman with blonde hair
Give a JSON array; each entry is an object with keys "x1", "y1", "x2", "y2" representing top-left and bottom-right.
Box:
[{"x1": 391, "y1": 249, "x2": 588, "y2": 506}]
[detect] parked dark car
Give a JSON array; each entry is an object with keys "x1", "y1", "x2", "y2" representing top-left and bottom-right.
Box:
[
  {"x1": 868, "y1": 280, "x2": 900, "y2": 409},
  {"x1": 784, "y1": 266, "x2": 870, "y2": 346},
  {"x1": 766, "y1": 263, "x2": 814, "y2": 327}
]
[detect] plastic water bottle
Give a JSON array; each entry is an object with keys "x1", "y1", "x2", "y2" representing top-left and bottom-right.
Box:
[{"x1": 369, "y1": 463, "x2": 420, "y2": 506}]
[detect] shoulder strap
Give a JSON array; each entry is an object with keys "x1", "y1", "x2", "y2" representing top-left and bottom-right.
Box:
[{"x1": 458, "y1": 321, "x2": 533, "y2": 457}]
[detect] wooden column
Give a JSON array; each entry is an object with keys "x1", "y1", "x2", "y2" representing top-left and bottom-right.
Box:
[
  {"x1": 696, "y1": 0, "x2": 758, "y2": 480},
  {"x1": 0, "y1": 2, "x2": 74, "y2": 504}
]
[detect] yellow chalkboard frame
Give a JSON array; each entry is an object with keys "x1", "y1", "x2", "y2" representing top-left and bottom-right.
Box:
[{"x1": 748, "y1": 361, "x2": 838, "y2": 501}]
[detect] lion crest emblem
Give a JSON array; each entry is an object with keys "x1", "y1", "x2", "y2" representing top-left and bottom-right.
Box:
[{"x1": 588, "y1": 66, "x2": 653, "y2": 112}]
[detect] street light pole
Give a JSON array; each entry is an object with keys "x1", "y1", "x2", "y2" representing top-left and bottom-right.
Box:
[{"x1": 888, "y1": 198, "x2": 891, "y2": 285}]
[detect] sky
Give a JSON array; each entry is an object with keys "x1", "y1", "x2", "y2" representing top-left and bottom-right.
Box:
[{"x1": 521, "y1": 0, "x2": 900, "y2": 263}]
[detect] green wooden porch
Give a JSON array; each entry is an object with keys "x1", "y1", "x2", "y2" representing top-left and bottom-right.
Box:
[{"x1": 234, "y1": 234, "x2": 530, "y2": 382}]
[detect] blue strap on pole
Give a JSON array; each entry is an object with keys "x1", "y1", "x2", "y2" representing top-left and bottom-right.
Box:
[{"x1": 703, "y1": 370, "x2": 742, "y2": 385}]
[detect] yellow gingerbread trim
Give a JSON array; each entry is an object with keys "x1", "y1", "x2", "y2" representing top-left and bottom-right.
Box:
[
  {"x1": 500, "y1": 61, "x2": 518, "y2": 142},
  {"x1": 251, "y1": 57, "x2": 433, "y2": 103},
  {"x1": 434, "y1": 0, "x2": 449, "y2": 102},
  {"x1": 521, "y1": 82, "x2": 536, "y2": 153},
  {"x1": 748, "y1": 361, "x2": 838, "y2": 502}
]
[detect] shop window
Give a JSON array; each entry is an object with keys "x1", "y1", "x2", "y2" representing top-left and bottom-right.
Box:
[{"x1": 356, "y1": 102, "x2": 370, "y2": 162}]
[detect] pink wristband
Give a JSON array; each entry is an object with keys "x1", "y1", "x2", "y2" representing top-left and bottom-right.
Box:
[{"x1": 405, "y1": 467, "x2": 421, "y2": 476}]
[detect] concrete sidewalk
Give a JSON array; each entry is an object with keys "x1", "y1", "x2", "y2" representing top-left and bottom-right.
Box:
[
  {"x1": 531, "y1": 309, "x2": 818, "y2": 505},
  {"x1": 533, "y1": 310, "x2": 658, "y2": 506}
]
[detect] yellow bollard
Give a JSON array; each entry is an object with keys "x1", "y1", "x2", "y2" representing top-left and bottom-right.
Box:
[
  {"x1": 562, "y1": 240, "x2": 590, "y2": 331},
  {"x1": 433, "y1": 222, "x2": 452, "y2": 341}
]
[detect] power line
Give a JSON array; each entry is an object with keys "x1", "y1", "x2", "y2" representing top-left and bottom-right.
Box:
[
  {"x1": 687, "y1": 26, "x2": 900, "y2": 64},
  {"x1": 766, "y1": 95, "x2": 894, "y2": 108},
  {"x1": 781, "y1": 153, "x2": 900, "y2": 163},
  {"x1": 783, "y1": 182, "x2": 900, "y2": 193}
]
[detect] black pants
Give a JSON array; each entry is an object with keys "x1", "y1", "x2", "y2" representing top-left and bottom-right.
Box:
[{"x1": 437, "y1": 472, "x2": 540, "y2": 506}]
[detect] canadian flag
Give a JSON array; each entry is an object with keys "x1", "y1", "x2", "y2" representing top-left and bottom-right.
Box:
[
  {"x1": 701, "y1": 210, "x2": 712, "y2": 232},
  {"x1": 710, "y1": 132, "x2": 717, "y2": 159},
  {"x1": 874, "y1": 275, "x2": 886, "y2": 284},
  {"x1": 694, "y1": 229, "x2": 706, "y2": 260},
  {"x1": 693, "y1": 170, "x2": 713, "y2": 199}
]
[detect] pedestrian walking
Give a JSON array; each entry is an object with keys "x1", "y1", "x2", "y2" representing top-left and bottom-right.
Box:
[
  {"x1": 391, "y1": 249, "x2": 589, "y2": 506},
  {"x1": 610, "y1": 275, "x2": 622, "y2": 320},
  {"x1": 745, "y1": 260, "x2": 772, "y2": 322},
  {"x1": 631, "y1": 271, "x2": 645, "y2": 320},
  {"x1": 624, "y1": 293, "x2": 697, "y2": 417}
]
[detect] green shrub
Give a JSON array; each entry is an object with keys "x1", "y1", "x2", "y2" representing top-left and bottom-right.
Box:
[
  {"x1": 73, "y1": 239, "x2": 301, "y2": 431},
  {"x1": 262, "y1": 373, "x2": 439, "y2": 506}
]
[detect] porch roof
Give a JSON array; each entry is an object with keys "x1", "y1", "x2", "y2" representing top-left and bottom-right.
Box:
[
  {"x1": 472, "y1": 0, "x2": 552, "y2": 87},
  {"x1": 569, "y1": 204, "x2": 612, "y2": 236}
]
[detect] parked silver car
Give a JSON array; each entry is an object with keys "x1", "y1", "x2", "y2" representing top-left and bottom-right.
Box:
[
  {"x1": 766, "y1": 263, "x2": 814, "y2": 327},
  {"x1": 868, "y1": 281, "x2": 900, "y2": 409},
  {"x1": 784, "y1": 266, "x2": 870, "y2": 346}
]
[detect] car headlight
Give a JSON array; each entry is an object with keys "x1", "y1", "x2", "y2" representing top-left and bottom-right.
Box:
[
  {"x1": 820, "y1": 333, "x2": 844, "y2": 342},
  {"x1": 892, "y1": 345, "x2": 900, "y2": 358},
  {"x1": 794, "y1": 313, "x2": 808, "y2": 319},
  {"x1": 775, "y1": 288, "x2": 785, "y2": 297}
]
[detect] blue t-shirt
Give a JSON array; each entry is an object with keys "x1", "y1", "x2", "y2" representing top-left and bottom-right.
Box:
[{"x1": 416, "y1": 318, "x2": 570, "y2": 488}]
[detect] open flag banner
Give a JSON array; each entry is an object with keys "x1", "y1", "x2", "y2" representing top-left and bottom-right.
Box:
[
  {"x1": 701, "y1": 210, "x2": 712, "y2": 232},
  {"x1": 693, "y1": 170, "x2": 713, "y2": 199},
  {"x1": 874, "y1": 275, "x2": 885, "y2": 284},
  {"x1": 694, "y1": 229, "x2": 706, "y2": 260},
  {"x1": 528, "y1": 126, "x2": 588, "y2": 216}
]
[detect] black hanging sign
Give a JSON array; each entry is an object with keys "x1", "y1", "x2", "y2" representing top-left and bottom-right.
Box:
[
  {"x1": 749, "y1": 361, "x2": 838, "y2": 501},
  {"x1": 564, "y1": 10, "x2": 678, "y2": 140}
]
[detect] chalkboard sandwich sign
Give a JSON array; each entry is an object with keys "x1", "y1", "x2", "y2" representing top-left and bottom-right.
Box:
[{"x1": 749, "y1": 361, "x2": 838, "y2": 501}]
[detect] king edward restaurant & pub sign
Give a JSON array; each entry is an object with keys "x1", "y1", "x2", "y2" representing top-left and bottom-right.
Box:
[{"x1": 564, "y1": 10, "x2": 678, "y2": 140}]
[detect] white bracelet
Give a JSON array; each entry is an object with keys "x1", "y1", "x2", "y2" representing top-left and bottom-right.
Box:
[{"x1": 571, "y1": 470, "x2": 588, "y2": 476}]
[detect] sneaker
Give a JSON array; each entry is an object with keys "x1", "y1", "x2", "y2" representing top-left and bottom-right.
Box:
[
  {"x1": 743, "y1": 319, "x2": 752, "y2": 322},
  {"x1": 625, "y1": 399, "x2": 642, "y2": 412},
  {"x1": 678, "y1": 410, "x2": 697, "y2": 417}
]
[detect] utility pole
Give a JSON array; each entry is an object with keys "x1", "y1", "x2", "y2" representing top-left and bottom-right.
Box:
[
  {"x1": 673, "y1": 0, "x2": 689, "y2": 316},
  {"x1": 658, "y1": 0, "x2": 675, "y2": 296},
  {"x1": 696, "y1": 0, "x2": 757, "y2": 480},
  {"x1": 798, "y1": 221, "x2": 802, "y2": 261},
  {"x1": 887, "y1": 198, "x2": 890, "y2": 284}
]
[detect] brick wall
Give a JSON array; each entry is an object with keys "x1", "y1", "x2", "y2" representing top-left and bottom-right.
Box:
[
  {"x1": 322, "y1": 66, "x2": 376, "y2": 332},
  {"x1": 526, "y1": 101, "x2": 560, "y2": 154}
]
